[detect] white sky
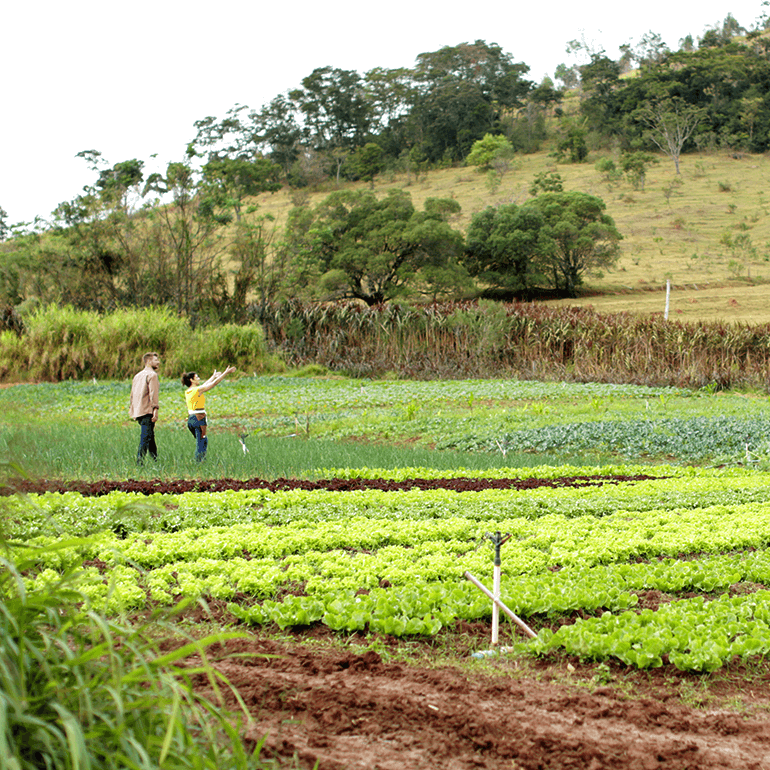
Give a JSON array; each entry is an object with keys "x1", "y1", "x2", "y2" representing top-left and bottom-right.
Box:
[{"x1": 1, "y1": 0, "x2": 766, "y2": 226}]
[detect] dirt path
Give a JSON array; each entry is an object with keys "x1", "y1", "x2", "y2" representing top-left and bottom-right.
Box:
[{"x1": 183, "y1": 635, "x2": 770, "y2": 770}]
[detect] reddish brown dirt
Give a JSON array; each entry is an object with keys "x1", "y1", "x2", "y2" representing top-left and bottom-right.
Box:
[
  {"x1": 4, "y1": 474, "x2": 658, "y2": 496},
  {"x1": 177, "y1": 629, "x2": 770, "y2": 770}
]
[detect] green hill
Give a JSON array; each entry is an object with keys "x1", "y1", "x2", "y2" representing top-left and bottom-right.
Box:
[{"x1": 252, "y1": 147, "x2": 770, "y2": 324}]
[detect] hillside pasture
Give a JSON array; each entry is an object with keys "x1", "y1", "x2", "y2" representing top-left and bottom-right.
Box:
[{"x1": 251, "y1": 148, "x2": 770, "y2": 324}]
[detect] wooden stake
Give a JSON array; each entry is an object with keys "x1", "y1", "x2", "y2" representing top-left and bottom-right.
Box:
[{"x1": 464, "y1": 571, "x2": 537, "y2": 639}]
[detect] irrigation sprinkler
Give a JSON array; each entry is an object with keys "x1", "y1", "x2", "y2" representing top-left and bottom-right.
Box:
[
  {"x1": 488, "y1": 531, "x2": 507, "y2": 645},
  {"x1": 465, "y1": 530, "x2": 536, "y2": 653}
]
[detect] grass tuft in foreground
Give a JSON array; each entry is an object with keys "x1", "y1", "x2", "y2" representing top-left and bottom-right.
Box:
[{"x1": 0, "y1": 532, "x2": 277, "y2": 769}]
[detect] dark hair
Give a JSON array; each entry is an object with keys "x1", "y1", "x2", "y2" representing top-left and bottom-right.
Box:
[{"x1": 181, "y1": 372, "x2": 197, "y2": 387}]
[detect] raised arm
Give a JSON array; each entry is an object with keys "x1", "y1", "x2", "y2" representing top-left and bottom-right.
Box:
[{"x1": 198, "y1": 365, "x2": 236, "y2": 393}]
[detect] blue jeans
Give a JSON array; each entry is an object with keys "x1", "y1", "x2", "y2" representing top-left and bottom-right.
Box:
[
  {"x1": 136, "y1": 414, "x2": 158, "y2": 464},
  {"x1": 187, "y1": 414, "x2": 208, "y2": 461}
]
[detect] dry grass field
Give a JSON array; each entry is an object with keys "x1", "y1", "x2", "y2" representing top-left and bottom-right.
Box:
[{"x1": 251, "y1": 145, "x2": 770, "y2": 324}]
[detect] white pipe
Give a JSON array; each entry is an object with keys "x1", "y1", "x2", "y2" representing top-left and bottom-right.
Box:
[
  {"x1": 491, "y1": 564, "x2": 501, "y2": 645},
  {"x1": 464, "y1": 571, "x2": 537, "y2": 639}
]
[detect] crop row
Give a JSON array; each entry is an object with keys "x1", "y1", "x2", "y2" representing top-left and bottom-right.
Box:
[
  {"x1": 9, "y1": 465, "x2": 770, "y2": 540},
  {"x1": 533, "y1": 592, "x2": 770, "y2": 672}
]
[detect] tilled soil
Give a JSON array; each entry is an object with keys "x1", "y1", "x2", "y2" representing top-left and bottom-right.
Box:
[{"x1": 178, "y1": 631, "x2": 770, "y2": 770}]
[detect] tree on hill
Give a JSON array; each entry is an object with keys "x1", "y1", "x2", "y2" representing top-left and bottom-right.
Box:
[
  {"x1": 200, "y1": 155, "x2": 281, "y2": 221},
  {"x1": 292, "y1": 189, "x2": 468, "y2": 305},
  {"x1": 464, "y1": 191, "x2": 621, "y2": 299},
  {"x1": 289, "y1": 67, "x2": 371, "y2": 183},
  {"x1": 635, "y1": 97, "x2": 706, "y2": 173},
  {"x1": 465, "y1": 134, "x2": 514, "y2": 171},
  {"x1": 40, "y1": 151, "x2": 150, "y2": 310},
  {"x1": 463, "y1": 203, "x2": 546, "y2": 296},
  {"x1": 410, "y1": 41, "x2": 532, "y2": 163},
  {"x1": 527, "y1": 191, "x2": 622, "y2": 297}
]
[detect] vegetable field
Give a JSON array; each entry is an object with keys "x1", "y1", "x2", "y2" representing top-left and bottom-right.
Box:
[
  {"x1": 10, "y1": 464, "x2": 770, "y2": 673},
  {"x1": 5, "y1": 375, "x2": 770, "y2": 769}
]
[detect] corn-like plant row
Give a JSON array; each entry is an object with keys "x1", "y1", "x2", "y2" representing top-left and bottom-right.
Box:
[{"x1": 12, "y1": 465, "x2": 770, "y2": 671}]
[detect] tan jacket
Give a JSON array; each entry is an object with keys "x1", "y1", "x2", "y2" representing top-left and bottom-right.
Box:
[{"x1": 128, "y1": 367, "x2": 160, "y2": 419}]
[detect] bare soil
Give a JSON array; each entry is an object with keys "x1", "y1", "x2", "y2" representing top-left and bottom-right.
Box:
[{"x1": 174, "y1": 624, "x2": 770, "y2": 770}]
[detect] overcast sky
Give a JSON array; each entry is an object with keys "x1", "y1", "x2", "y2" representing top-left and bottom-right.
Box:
[{"x1": 2, "y1": 0, "x2": 766, "y2": 226}]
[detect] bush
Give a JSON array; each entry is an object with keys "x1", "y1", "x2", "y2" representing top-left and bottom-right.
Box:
[{"x1": 0, "y1": 305, "x2": 286, "y2": 382}]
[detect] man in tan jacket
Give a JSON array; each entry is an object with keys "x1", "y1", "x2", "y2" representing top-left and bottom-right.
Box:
[{"x1": 128, "y1": 352, "x2": 160, "y2": 464}]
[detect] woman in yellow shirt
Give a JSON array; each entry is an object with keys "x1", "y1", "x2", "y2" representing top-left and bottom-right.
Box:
[{"x1": 181, "y1": 365, "x2": 236, "y2": 461}]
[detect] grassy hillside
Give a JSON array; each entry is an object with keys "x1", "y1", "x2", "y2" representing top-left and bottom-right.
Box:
[{"x1": 252, "y1": 147, "x2": 770, "y2": 324}]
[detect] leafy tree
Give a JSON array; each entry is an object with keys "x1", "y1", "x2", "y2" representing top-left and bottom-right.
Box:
[
  {"x1": 363, "y1": 67, "x2": 417, "y2": 135},
  {"x1": 249, "y1": 95, "x2": 303, "y2": 178},
  {"x1": 594, "y1": 157, "x2": 623, "y2": 186},
  {"x1": 143, "y1": 159, "x2": 228, "y2": 317},
  {"x1": 191, "y1": 104, "x2": 252, "y2": 157},
  {"x1": 463, "y1": 203, "x2": 546, "y2": 296},
  {"x1": 363, "y1": 67, "x2": 421, "y2": 165},
  {"x1": 579, "y1": 54, "x2": 623, "y2": 135},
  {"x1": 227, "y1": 214, "x2": 281, "y2": 318},
  {"x1": 615, "y1": 42, "x2": 770, "y2": 151},
  {"x1": 413, "y1": 40, "x2": 530, "y2": 106},
  {"x1": 274, "y1": 204, "x2": 322, "y2": 295},
  {"x1": 633, "y1": 31, "x2": 670, "y2": 69},
  {"x1": 411, "y1": 79, "x2": 495, "y2": 164},
  {"x1": 529, "y1": 78, "x2": 563, "y2": 113},
  {"x1": 410, "y1": 41, "x2": 532, "y2": 163},
  {"x1": 200, "y1": 155, "x2": 281, "y2": 221},
  {"x1": 41, "y1": 151, "x2": 150, "y2": 309},
  {"x1": 0, "y1": 206, "x2": 8, "y2": 242},
  {"x1": 465, "y1": 134, "x2": 514, "y2": 170},
  {"x1": 554, "y1": 121, "x2": 589, "y2": 163},
  {"x1": 699, "y1": 13, "x2": 747, "y2": 48},
  {"x1": 679, "y1": 34, "x2": 696, "y2": 53},
  {"x1": 554, "y1": 63, "x2": 579, "y2": 90},
  {"x1": 529, "y1": 170, "x2": 564, "y2": 195},
  {"x1": 297, "y1": 189, "x2": 466, "y2": 305},
  {"x1": 290, "y1": 67, "x2": 371, "y2": 182},
  {"x1": 347, "y1": 142, "x2": 385, "y2": 186},
  {"x1": 619, "y1": 151, "x2": 658, "y2": 189},
  {"x1": 740, "y1": 95, "x2": 764, "y2": 143},
  {"x1": 525, "y1": 191, "x2": 622, "y2": 297}
]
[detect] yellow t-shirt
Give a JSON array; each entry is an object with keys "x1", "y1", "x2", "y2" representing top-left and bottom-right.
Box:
[{"x1": 185, "y1": 386, "x2": 205, "y2": 414}]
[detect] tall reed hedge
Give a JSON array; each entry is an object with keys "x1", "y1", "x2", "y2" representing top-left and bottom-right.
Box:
[
  {"x1": 255, "y1": 300, "x2": 770, "y2": 390},
  {"x1": 0, "y1": 305, "x2": 284, "y2": 382},
  {"x1": 5, "y1": 301, "x2": 770, "y2": 389}
]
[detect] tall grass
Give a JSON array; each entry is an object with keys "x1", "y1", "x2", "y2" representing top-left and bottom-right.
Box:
[
  {"x1": 0, "y1": 420, "x2": 604, "y2": 481},
  {"x1": 256, "y1": 299, "x2": 770, "y2": 389},
  {"x1": 0, "y1": 531, "x2": 275, "y2": 769},
  {"x1": 0, "y1": 305, "x2": 285, "y2": 382},
  {"x1": 6, "y1": 299, "x2": 770, "y2": 391}
]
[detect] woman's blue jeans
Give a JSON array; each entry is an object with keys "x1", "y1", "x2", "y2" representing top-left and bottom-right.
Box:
[{"x1": 187, "y1": 414, "x2": 208, "y2": 461}]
